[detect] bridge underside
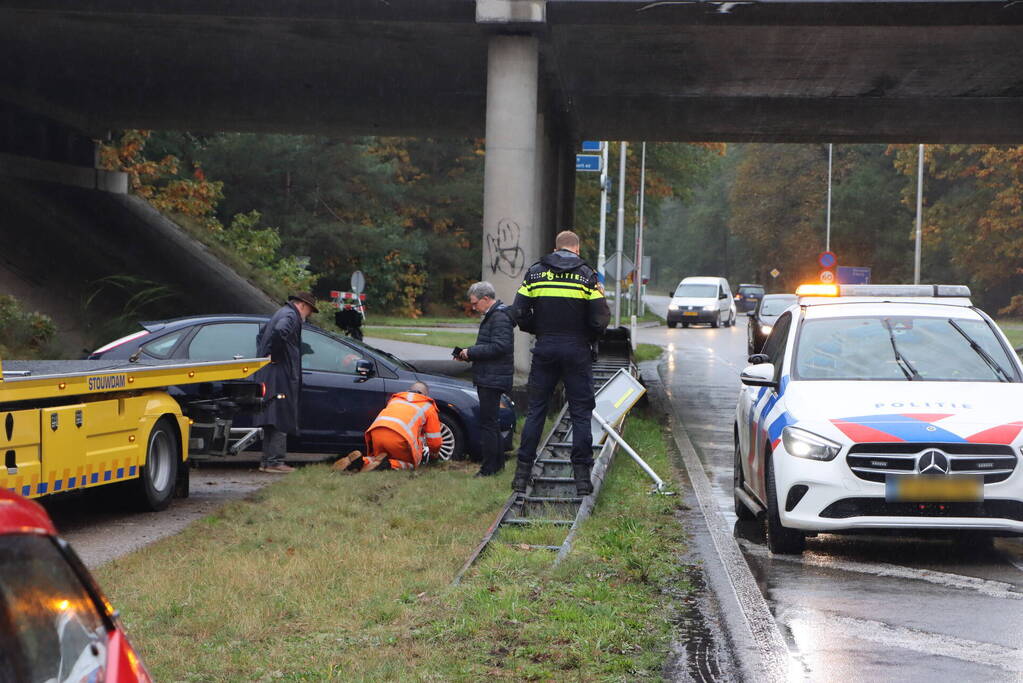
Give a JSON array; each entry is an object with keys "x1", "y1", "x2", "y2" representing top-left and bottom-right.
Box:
[{"x1": 1, "y1": 1, "x2": 1021, "y2": 143}]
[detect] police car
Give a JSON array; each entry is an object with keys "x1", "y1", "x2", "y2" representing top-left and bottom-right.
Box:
[{"x1": 734, "y1": 284, "x2": 1023, "y2": 554}]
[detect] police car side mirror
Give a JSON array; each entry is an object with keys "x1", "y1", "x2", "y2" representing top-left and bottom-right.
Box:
[{"x1": 740, "y1": 363, "x2": 777, "y2": 388}]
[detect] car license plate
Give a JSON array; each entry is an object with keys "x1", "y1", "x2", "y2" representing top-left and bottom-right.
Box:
[
  {"x1": 885, "y1": 475, "x2": 983, "y2": 502},
  {"x1": 682, "y1": 311, "x2": 698, "y2": 316}
]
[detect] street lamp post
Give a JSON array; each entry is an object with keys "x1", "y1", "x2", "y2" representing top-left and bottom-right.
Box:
[
  {"x1": 614, "y1": 142, "x2": 627, "y2": 328},
  {"x1": 826, "y1": 143, "x2": 833, "y2": 252},
  {"x1": 597, "y1": 141, "x2": 609, "y2": 280},
  {"x1": 914, "y1": 144, "x2": 924, "y2": 285}
]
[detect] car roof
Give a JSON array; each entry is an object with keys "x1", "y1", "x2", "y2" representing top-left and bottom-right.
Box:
[
  {"x1": 762, "y1": 293, "x2": 796, "y2": 300},
  {"x1": 0, "y1": 490, "x2": 56, "y2": 535},
  {"x1": 738, "y1": 283, "x2": 764, "y2": 288},
  {"x1": 140, "y1": 313, "x2": 270, "y2": 331},
  {"x1": 679, "y1": 276, "x2": 726, "y2": 284},
  {"x1": 801, "y1": 300, "x2": 983, "y2": 320}
]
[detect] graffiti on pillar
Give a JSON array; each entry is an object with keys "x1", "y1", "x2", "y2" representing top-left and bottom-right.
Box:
[{"x1": 486, "y1": 218, "x2": 526, "y2": 278}]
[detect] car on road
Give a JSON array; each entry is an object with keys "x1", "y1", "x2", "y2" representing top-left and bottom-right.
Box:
[
  {"x1": 734, "y1": 283, "x2": 765, "y2": 313},
  {"x1": 747, "y1": 293, "x2": 797, "y2": 355},
  {"x1": 666, "y1": 276, "x2": 737, "y2": 329},
  {"x1": 734, "y1": 284, "x2": 1023, "y2": 554},
  {"x1": 0, "y1": 490, "x2": 152, "y2": 682},
  {"x1": 89, "y1": 315, "x2": 515, "y2": 461}
]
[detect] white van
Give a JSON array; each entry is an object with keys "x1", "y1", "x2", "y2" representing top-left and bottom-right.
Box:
[{"x1": 667, "y1": 276, "x2": 737, "y2": 328}]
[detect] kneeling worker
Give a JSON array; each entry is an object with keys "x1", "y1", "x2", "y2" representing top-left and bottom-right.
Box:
[{"x1": 335, "y1": 382, "x2": 443, "y2": 472}]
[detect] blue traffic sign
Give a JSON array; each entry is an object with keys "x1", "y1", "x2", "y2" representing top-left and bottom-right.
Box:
[
  {"x1": 581, "y1": 140, "x2": 603, "y2": 152},
  {"x1": 576, "y1": 154, "x2": 602, "y2": 172},
  {"x1": 818, "y1": 251, "x2": 837, "y2": 269}
]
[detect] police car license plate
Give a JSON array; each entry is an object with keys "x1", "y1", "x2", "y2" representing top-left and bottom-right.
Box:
[
  {"x1": 885, "y1": 475, "x2": 983, "y2": 502},
  {"x1": 682, "y1": 311, "x2": 698, "y2": 316}
]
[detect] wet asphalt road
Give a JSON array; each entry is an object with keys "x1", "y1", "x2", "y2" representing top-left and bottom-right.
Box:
[{"x1": 641, "y1": 295, "x2": 1023, "y2": 681}]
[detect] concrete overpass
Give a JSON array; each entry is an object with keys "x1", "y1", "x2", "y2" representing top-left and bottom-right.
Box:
[{"x1": 1, "y1": 0, "x2": 1021, "y2": 363}]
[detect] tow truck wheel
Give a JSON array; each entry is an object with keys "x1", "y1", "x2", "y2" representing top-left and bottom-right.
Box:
[
  {"x1": 733, "y1": 440, "x2": 757, "y2": 521},
  {"x1": 764, "y1": 457, "x2": 805, "y2": 554},
  {"x1": 135, "y1": 417, "x2": 179, "y2": 512},
  {"x1": 436, "y1": 413, "x2": 466, "y2": 462}
]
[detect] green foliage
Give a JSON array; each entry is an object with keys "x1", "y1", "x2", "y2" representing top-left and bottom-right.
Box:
[
  {"x1": 215, "y1": 211, "x2": 316, "y2": 292},
  {"x1": 0, "y1": 295, "x2": 59, "y2": 359}
]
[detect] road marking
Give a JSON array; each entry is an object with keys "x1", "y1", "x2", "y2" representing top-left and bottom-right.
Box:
[
  {"x1": 656, "y1": 377, "x2": 796, "y2": 682},
  {"x1": 787, "y1": 608, "x2": 1023, "y2": 673},
  {"x1": 740, "y1": 541, "x2": 1023, "y2": 601}
]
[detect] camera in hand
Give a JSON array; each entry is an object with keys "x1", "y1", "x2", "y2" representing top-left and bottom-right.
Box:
[{"x1": 452, "y1": 346, "x2": 464, "y2": 359}]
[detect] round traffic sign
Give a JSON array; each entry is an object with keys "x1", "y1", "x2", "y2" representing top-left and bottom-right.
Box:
[
  {"x1": 818, "y1": 251, "x2": 837, "y2": 269},
  {"x1": 819, "y1": 270, "x2": 835, "y2": 284},
  {"x1": 351, "y1": 270, "x2": 366, "y2": 294}
]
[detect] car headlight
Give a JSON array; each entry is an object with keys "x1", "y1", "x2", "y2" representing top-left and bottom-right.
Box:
[
  {"x1": 703, "y1": 304, "x2": 717, "y2": 311},
  {"x1": 668, "y1": 304, "x2": 679, "y2": 311},
  {"x1": 760, "y1": 324, "x2": 773, "y2": 335},
  {"x1": 781, "y1": 426, "x2": 841, "y2": 461}
]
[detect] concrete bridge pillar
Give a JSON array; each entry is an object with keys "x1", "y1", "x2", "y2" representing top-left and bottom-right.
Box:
[{"x1": 480, "y1": 34, "x2": 541, "y2": 374}]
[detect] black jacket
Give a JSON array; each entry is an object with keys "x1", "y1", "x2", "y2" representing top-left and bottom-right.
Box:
[
  {"x1": 252, "y1": 302, "x2": 303, "y2": 434},
  {"x1": 467, "y1": 300, "x2": 515, "y2": 391},
  {"x1": 512, "y1": 250, "x2": 610, "y2": 341}
]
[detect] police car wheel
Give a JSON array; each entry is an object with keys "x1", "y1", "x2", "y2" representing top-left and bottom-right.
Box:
[
  {"x1": 134, "y1": 417, "x2": 179, "y2": 512},
  {"x1": 733, "y1": 440, "x2": 757, "y2": 521},
  {"x1": 437, "y1": 414, "x2": 466, "y2": 461},
  {"x1": 764, "y1": 457, "x2": 805, "y2": 554}
]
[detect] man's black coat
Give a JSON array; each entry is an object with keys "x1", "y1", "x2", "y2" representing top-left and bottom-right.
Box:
[
  {"x1": 467, "y1": 300, "x2": 515, "y2": 392},
  {"x1": 252, "y1": 302, "x2": 303, "y2": 434}
]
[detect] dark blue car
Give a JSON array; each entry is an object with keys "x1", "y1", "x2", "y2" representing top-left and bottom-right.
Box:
[{"x1": 88, "y1": 314, "x2": 515, "y2": 461}]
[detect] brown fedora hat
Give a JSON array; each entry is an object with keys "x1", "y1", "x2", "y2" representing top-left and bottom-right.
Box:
[{"x1": 288, "y1": 291, "x2": 320, "y2": 313}]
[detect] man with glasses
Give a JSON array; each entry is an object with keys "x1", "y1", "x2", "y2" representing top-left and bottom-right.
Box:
[{"x1": 456, "y1": 281, "x2": 515, "y2": 477}]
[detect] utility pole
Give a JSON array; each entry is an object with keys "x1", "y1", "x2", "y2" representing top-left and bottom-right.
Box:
[
  {"x1": 826, "y1": 143, "x2": 833, "y2": 252},
  {"x1": 634, "y1": 142, "x2": 647, "y2": 321},
  {"x1": 614, "y1": 142, "x2": 627, "y2": 328},
  {"x1": 914, "y1": 144, "x2": 924, "y2": 284},
  {"x1": 597, "y1": 141, "x2": 609, "y2": 280}
]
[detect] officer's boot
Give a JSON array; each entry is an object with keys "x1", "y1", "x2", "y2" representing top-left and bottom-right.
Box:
[
  {"x1": 511, "y1": 460, "x2": 533, "y2": 493},
  {"x1": 573, "y1": 463, "x2": 594, "y2": 497}
]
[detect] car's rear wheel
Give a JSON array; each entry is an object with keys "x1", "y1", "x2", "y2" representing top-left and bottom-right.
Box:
[
  {"x1": 681, "y1": 322, "x2": 690, "y2": 328},
  {"x1": 436, "y1": 413, "x2": 466, "y2": 461},
  {"x1": 765, "y1": 457, "x2": 805, "y2": 554},
  {"x1": 134, "y1": 417, "x2": 179, "y2": 511},
  {"x1": 667, "y1": 321, "x2": 677, "y2": 329},
  {"x1": 734, "y1": 439, "x2": 757, "y2": 521}
]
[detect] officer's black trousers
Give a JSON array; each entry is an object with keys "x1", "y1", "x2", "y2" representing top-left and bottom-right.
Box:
[{"x1": 516, "y1": 337, "x2": 595, "y2": 467}]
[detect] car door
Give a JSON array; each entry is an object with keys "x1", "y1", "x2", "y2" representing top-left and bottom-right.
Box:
[
  {"x1": 296, "y1": 329, "x2": 392, "y2": 451},
  {"x1": 177, "y1": 321, "x2": 261, "y2": 407},
  {"x1": 745, "y1": 312, "x2": 792, "y2": 501}
]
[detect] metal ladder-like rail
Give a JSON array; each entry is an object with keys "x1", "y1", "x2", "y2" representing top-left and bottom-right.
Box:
[{"x1": 454, "y1": 353, "x2": 636, "y2": 582}]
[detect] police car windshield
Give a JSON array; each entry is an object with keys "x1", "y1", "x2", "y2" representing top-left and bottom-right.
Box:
[
  {"x1": 675, "y1": 284, "x2": 717, "y2": 298},
  {"x1": 793, "y1": 315, "x2": 1019, "y2": 382}
]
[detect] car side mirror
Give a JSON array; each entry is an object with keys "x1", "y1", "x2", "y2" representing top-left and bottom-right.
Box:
[
  {"x1": 355, "y1": 359, "x2": 374, "y2": 381},
  {"x1": 719, "y1": 292, "x2": 728, "y2": 300},
  {"x1": 747, "y1": 353, "x2": 770, "y2": 365},
  {"x1": 746, "y1": 311, "x2": 756, "y2": 317},
  {"x1": 740, "y1": 363, "x2": 777, "y2": 388}
]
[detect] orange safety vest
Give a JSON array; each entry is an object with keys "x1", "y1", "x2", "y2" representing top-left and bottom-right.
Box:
[{"x1": 365, "y1": 391, "x2": 443, "y2": 469}]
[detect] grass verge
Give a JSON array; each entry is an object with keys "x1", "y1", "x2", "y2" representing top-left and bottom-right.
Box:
[
  {"x1": 365, "y1": 315, "x2": 477, "y2": 327},
  {"x1": 96, "y1": 410, "x2": 688, "y2": 681},
  {"x1": 363, "y1": 327, "x2": 478, "y2": 348},
  {"x1": 634, "y1": 343, "x2": 664, "y2": 364},
  {"x1": 996, "y1": 319, "x2": 1023, "y2": 348}
]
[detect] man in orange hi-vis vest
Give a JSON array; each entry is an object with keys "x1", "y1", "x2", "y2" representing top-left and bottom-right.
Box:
[{"x1": 334, "y1": 382, "x2": 443, "y2": 472}]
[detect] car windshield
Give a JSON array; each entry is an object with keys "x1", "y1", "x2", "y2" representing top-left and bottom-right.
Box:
[
  {"x1": 760, "y1": 297, "x2": 796, "y2": 316},
  {"x1": 794, "y1": 315, "x2": 1019, "y2": 382},
  {"x1": 675, "y1": 284, "x2": 717, "y2": 298},
  {"x1": 739, "y1": 286, "x2": 764, "y2": 296}
]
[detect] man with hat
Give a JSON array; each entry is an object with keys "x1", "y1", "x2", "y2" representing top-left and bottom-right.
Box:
[{"x1": 253, "y1": 292, "x2": 318, "y2": 473}]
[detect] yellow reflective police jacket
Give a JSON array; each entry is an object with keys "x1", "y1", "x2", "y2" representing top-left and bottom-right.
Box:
[{"x1": 512, "y1": 249, "x2": 610, "y2": 340}]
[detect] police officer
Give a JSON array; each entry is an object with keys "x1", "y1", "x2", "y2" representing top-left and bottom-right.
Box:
[{"x1": 511, "y1": 230, "x2": 610, "y2": 495}]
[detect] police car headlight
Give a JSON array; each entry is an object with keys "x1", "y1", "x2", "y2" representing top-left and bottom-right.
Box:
[
  {"x1": 703, "y1": 305, "x2": 717, "y2": 311},
  {"x1": 781, "y1": 426, "x2": 841, "y2": 461},
  {"x1": 760, "y1": 324, "x2": 773, "y2": 335}
]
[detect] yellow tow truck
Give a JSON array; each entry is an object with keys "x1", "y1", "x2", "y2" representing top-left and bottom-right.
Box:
[{"x1": 0, "y1": 355, "x2": 268, "y2": 511}]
